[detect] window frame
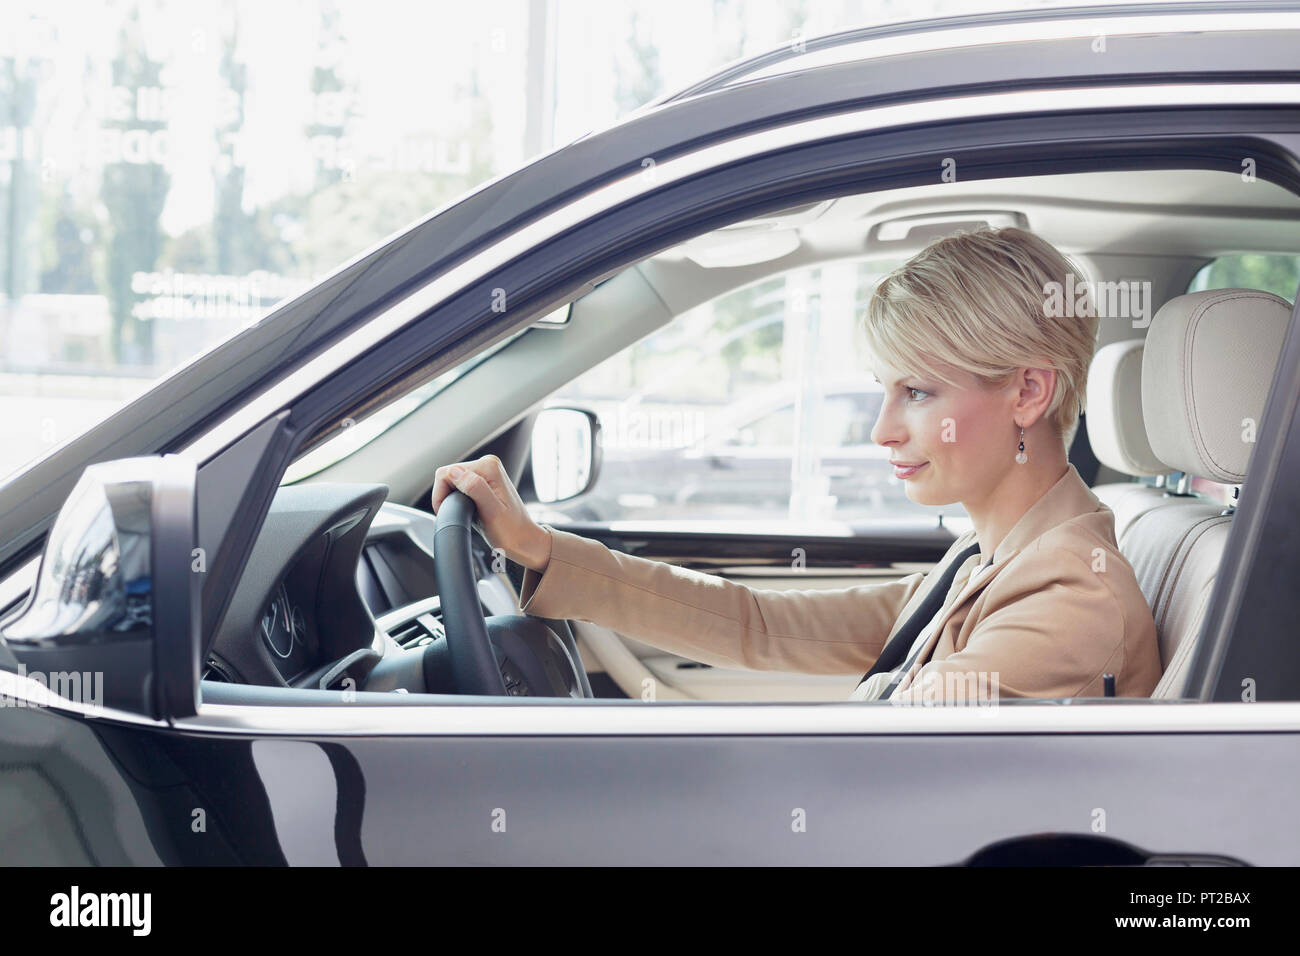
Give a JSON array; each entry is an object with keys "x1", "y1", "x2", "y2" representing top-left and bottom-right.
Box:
[
  {"x1": 9, "y1": 91, "x2": 1300, "y2": 730},
  {"x1": 204, "y1": 98, "x2": 1300, "y2": 723}
]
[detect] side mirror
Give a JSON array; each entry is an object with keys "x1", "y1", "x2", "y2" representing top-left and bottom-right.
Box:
[
  {"x1": 1, "y1": 455, "x2": 200, "y2": 719},
  {"x1": 530, "y1": 407, "x2": 601, "y2": 504}
]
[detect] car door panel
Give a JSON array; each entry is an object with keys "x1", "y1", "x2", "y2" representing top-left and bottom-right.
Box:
[{"x1": 26, "y1": 702, "x2": 1296, "y2": 865}]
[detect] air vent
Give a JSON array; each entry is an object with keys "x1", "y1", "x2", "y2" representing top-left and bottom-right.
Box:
[{"x1": 388, "y1": 612, "x2": 445, "y2": 650}]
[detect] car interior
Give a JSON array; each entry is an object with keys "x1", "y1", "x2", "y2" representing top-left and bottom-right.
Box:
[{"x1": 199, "y1": 166, "x2": 1300, "y2": 707}]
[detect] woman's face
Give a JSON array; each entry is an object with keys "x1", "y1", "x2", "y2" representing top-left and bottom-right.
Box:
[{"x1": 869, "y1": 359, "x2": 1019, "y2": 508}]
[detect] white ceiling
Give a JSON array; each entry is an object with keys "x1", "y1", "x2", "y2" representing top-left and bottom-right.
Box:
[
  {"x1": 641, "y1": 166, "x2": 1299, "y2": 319},
  {"x1": 656, "y1": 167, "x2": 1300, "y2": 267}
]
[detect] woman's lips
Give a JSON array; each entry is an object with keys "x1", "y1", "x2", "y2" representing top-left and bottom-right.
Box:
[{"x1": 892, "y1": 461, "x2": 928, "y2": 479}]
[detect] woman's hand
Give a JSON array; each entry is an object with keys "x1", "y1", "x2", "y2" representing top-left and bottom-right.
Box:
[{"x1": 431, "y1": 455, "x2": 552, "y2": 573}]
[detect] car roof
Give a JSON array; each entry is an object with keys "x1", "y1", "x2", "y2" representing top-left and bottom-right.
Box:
[{"x1": 644, "y1": 1, "x2": 1291, "y2": 110}]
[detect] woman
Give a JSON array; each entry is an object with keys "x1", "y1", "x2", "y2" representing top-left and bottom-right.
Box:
[{"x1": 431, "y1": 227, "x2": 1163, "y2": 704}]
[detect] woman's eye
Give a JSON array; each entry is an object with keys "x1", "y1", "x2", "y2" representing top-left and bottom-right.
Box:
[{"x1": 905, "y1": 386, "x2": 928, "y2": 401}]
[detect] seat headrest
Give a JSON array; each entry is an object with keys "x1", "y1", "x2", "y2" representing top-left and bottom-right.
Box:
[
  {"x1": 1142, "y1": 288, "x2": 1293, "y2": 483},
  {"x1": 1086, "y1": 339, "x2": 1167, "y2": 477}
]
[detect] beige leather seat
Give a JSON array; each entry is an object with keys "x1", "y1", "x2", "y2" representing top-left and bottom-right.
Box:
[
  {"x1": 1125, "y1": 289, "x2": 1293, "y2": 698},
  {"x1": 1086, "y1": 338, "x2": 1170, "y2": 544}
]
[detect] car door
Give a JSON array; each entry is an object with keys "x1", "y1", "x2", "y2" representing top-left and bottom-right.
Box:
[
  {"x1": 149, "y1": 81, "x2": 1300, "y2": 861},
  {"x1": 3, "y1": 6, "x2": 1300, "y2": 867}
]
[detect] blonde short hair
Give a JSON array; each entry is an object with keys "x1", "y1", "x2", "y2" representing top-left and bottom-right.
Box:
[{"x1": 860, "y1": 226, "x2": 1098, "y2": 446}]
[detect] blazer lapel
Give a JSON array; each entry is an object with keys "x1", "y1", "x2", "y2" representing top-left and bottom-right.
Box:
[
  {"x1": 893, "y1": 464, "x2": 1105, "y2": 690},
  {"x1": 920, "y1": 547, "x2": 1018, "y2": 644}
]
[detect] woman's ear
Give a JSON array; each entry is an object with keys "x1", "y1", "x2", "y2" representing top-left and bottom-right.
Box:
[{"x1": 1013, "y1": 365, "x2": 1057, "y2": 427}]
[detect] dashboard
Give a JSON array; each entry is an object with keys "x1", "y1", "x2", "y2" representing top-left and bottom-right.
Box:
[
  {"x1": 203, "y1": 482, "x2": 517, "y2": 690},
  {"x1": 258, "y1": 581, "x2": 307, "y2": 675}
]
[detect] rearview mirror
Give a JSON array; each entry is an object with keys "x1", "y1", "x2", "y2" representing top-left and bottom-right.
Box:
[
  {"x1": 530, "y1": 407, "x2": 601, "y2": 504},
  {"x1": 1, "y1": 456, "x2": 200, "y2": 718}
]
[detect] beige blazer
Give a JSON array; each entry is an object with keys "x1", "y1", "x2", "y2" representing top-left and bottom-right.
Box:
[{"x1": 518, "y1": 463, "x2": 1163, "y2": 702}]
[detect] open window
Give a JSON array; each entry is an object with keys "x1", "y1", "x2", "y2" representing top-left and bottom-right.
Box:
[{"x1": 176, "y1": 156, "x2": 1300, "y2": 711}]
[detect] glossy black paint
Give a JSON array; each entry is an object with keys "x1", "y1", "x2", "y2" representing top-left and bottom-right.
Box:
[{"x1": 8, "y1": 702, "x2": 1298, "y2": 865}]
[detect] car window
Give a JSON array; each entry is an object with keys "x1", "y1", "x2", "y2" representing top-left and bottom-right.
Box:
[
  {"x1": 535, "y1": 258, "x2": 967, "y2": 527},
  {"x1": 280, "y1": 326, "x2": 532, "y2": 483},
  {"x1": 838, "y1": 392, "x2": 881, "y2": 446},
  {"x1": 727, "y1": 404, "x2": 793, "y2": 447},
  {"x1": 1187, "y1": 254, "x2": 1300, "y2": 303},
  {"x1": 723, "y1": 393, "x2": 873, "y2": 449}
]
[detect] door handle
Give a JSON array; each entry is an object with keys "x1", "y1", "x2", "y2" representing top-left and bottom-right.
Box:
[{"x1": 958, "y1": 833, "x2": 1248, "y2": 866}]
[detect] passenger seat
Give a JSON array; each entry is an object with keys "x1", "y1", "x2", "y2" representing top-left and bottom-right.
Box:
[
  {"x1": 1127, "y1": 289, "x2": 1293, "y2": 698},
  {"x1": 1085, "y1": 338, "x2": 1170, "y2": 544}
]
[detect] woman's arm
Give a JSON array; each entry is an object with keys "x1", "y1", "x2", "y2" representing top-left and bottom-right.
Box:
[
  {"x1": 517, "y1": 524, "x2": 929, "y2": 675},
  {"x1": 432, "y1": 455, "x2": 930, "y2": 676}
]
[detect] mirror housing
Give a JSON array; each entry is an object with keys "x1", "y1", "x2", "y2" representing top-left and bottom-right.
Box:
[
  {"x1": 529, "y1": 407, "x2": 601, "y2": 504},
  {"x1": 1, "y1": 455, "x2": 200, "y2": 719}
]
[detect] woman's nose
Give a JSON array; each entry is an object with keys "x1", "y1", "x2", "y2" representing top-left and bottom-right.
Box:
[{"x1": 870, "y1": 400, "x2": 902, "y2": 448}]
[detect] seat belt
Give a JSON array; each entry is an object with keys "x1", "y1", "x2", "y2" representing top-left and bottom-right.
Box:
[{"x1": 855, "y1": 541, "x2": 981, "y2": 693}]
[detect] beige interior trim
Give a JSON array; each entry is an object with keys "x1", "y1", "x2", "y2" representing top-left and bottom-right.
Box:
[{"x1": 572, "y1": 621, "x2": 692, "y2": 700}]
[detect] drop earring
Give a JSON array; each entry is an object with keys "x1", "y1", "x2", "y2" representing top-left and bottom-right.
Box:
[{"x1": 1015, "y1": 425, "x2": 1027, "y2": 464}]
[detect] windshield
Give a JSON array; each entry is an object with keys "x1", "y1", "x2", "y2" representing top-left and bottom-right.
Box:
[{"x1": 280, "y1": 325, "x2": 536, "y2": 483}]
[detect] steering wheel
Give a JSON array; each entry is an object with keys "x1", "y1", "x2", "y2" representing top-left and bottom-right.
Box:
[{"x1": 433, "y1": 490, "x2": 592, "y2": 698}]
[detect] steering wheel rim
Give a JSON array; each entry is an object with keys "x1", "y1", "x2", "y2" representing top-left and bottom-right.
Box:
[{"x1": 433, "y1": 491, "x2": 508, "y2": 696}]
